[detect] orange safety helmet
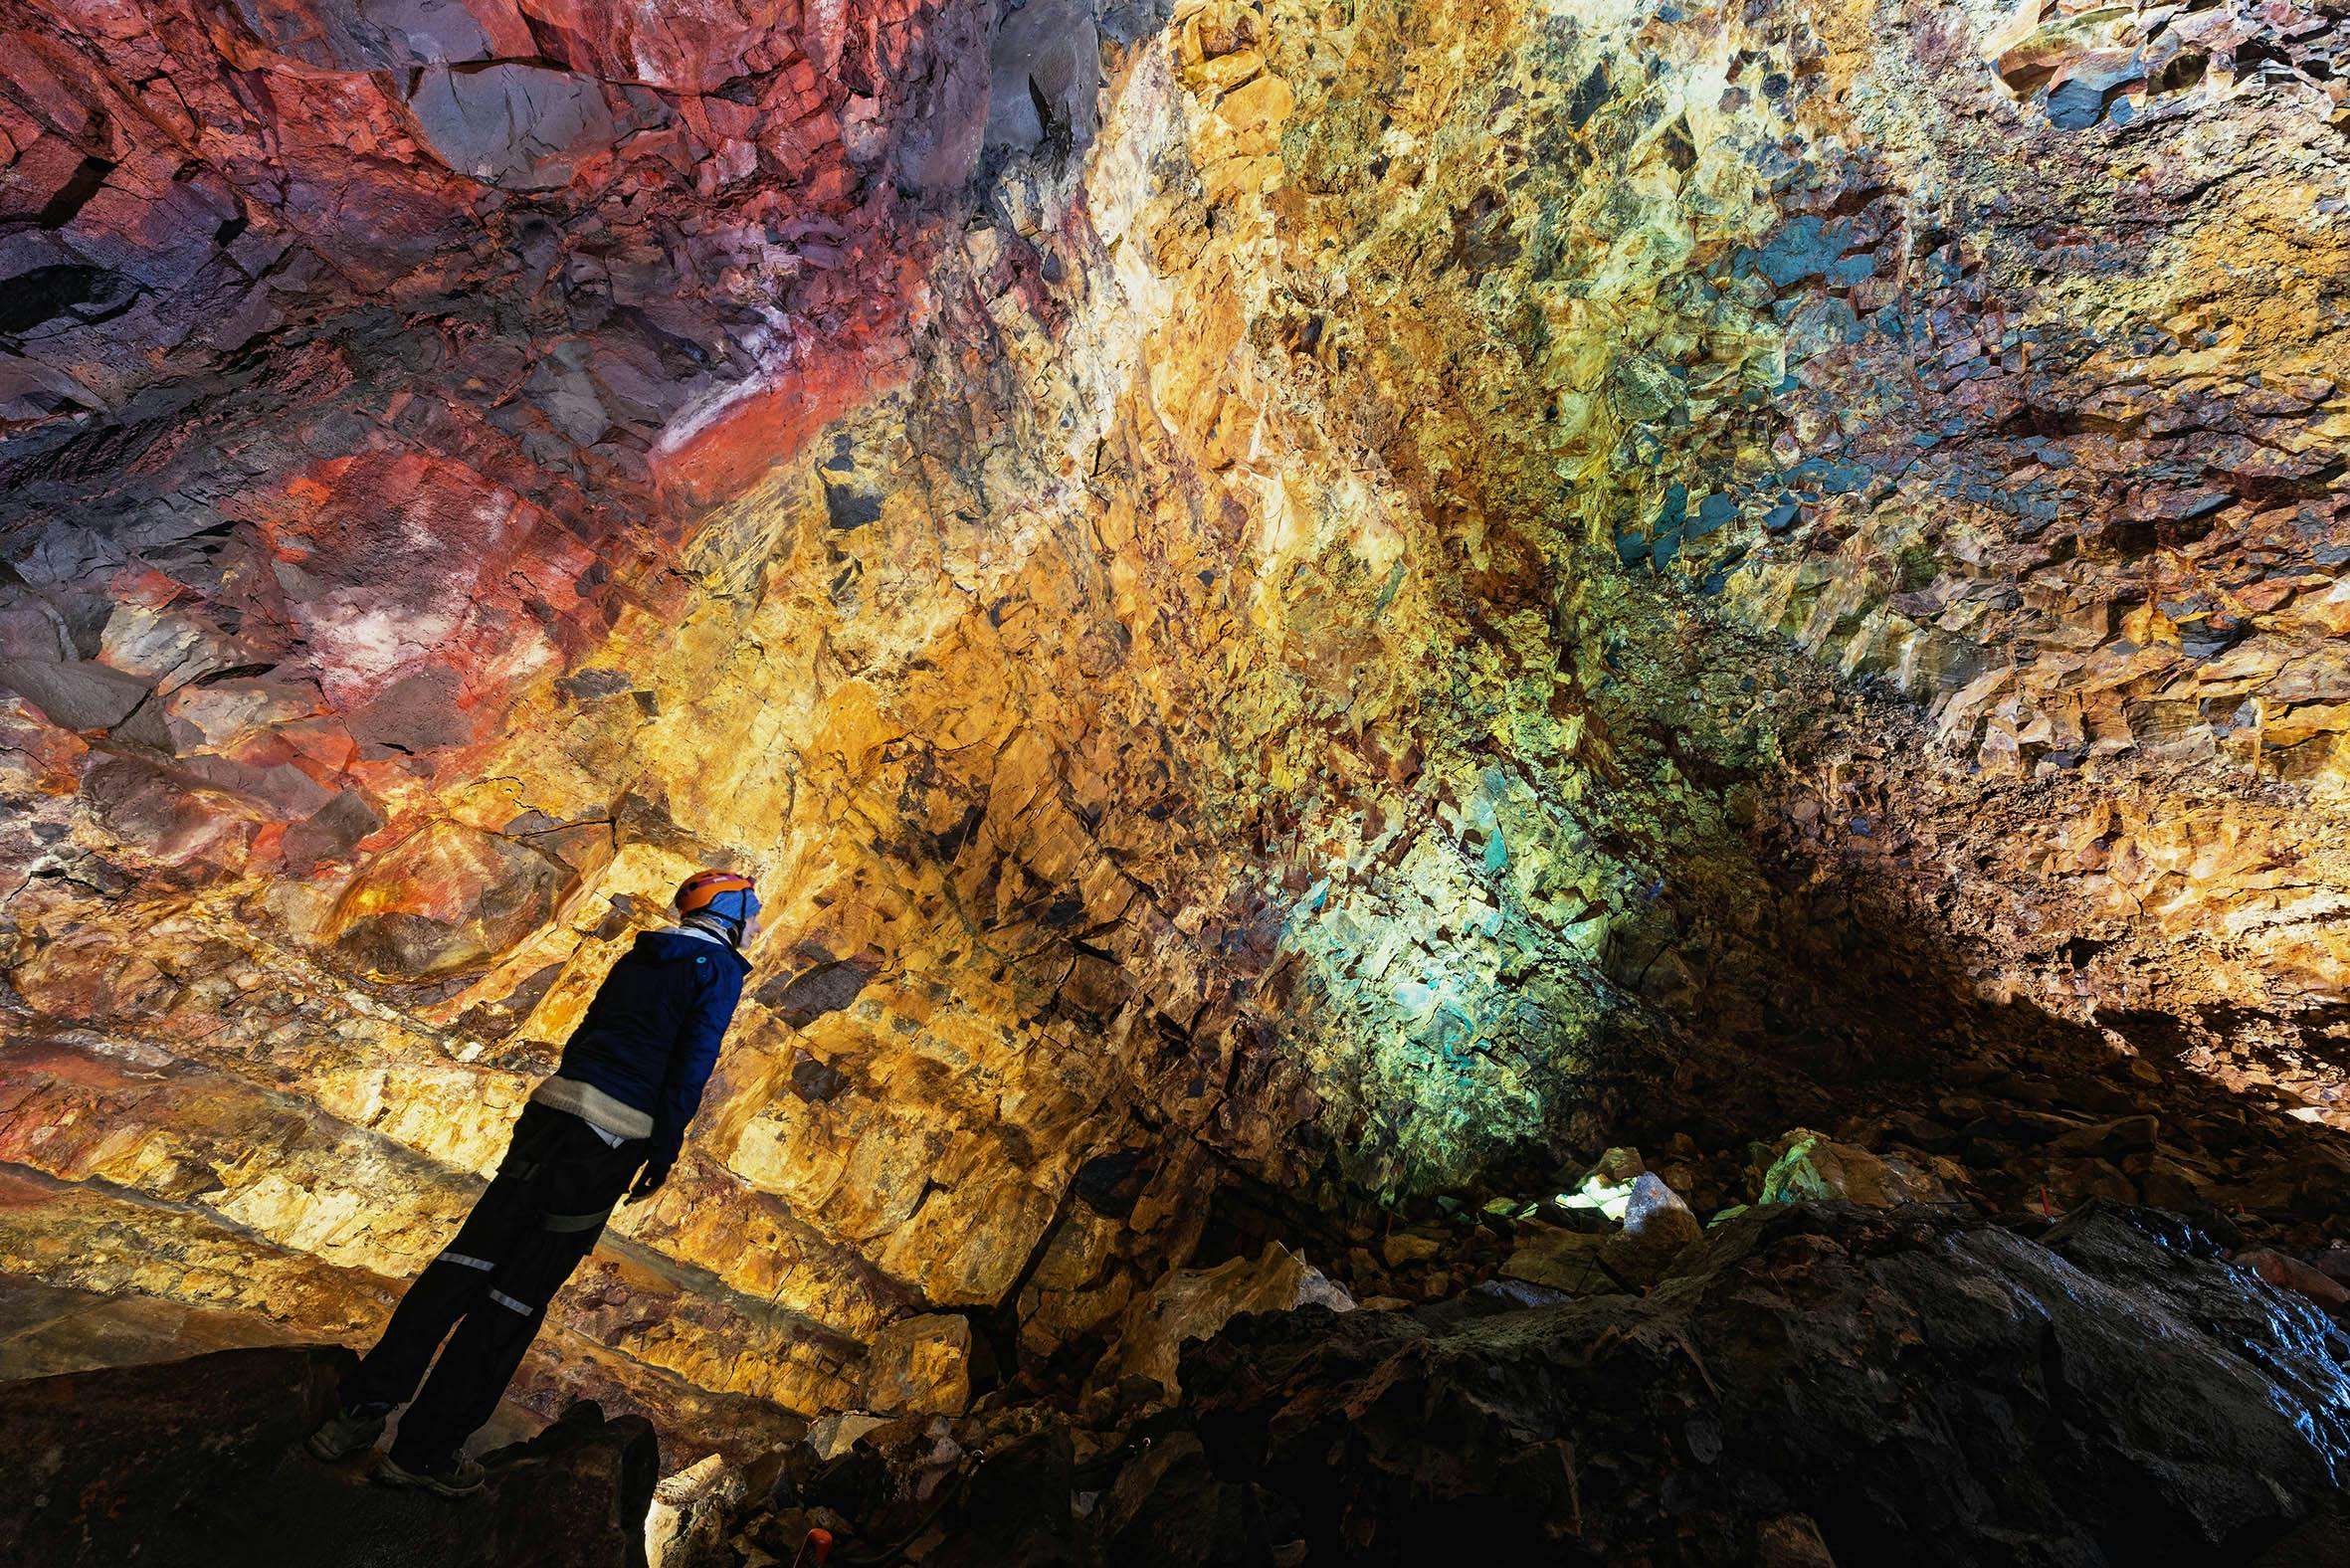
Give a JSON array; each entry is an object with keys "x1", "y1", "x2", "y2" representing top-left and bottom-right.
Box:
[{"x1": 676, "y1": 870, "x2": 759, "y2": 926}]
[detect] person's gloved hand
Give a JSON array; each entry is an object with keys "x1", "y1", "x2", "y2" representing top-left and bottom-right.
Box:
[{"x1": 626, "y1": 1161, "x2": 671, "y2": 1204}]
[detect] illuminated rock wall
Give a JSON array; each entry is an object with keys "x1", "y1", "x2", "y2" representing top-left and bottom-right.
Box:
[{"x1": 3, "y1": 0, "x2": 2346, "y2": 1444}]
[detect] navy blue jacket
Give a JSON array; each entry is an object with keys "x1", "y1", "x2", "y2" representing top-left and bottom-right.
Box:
[{"x1": 555, "y1": 928, "x2": 749, "y2": 1167}]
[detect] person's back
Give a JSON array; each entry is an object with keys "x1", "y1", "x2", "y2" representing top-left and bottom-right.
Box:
[
  {"x1": 303, "y1": 870, "x2": 761, "y2": 1494},
  {"x1": 535, "y1": 923, "x2": 750, "y2": 1189},
  {"x1": 561, "y1": 931, "x2": 731, "y2": 1093}
]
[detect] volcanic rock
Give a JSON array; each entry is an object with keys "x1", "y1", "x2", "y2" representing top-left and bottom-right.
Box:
[
  {"x1": 0, "y1": 658, "x2": 152, "y2": 731},
  {"x1": 2237, "y1": 1248, "x2": 2350, "y2": 1313},
  {"x1": 1084, "y1": 1242, "x2": 1353, "y2": 1414},
  {"x1": 861, "y1": 1310, "x2": 974, "y2": 1416},
  {"x1": 645, "y1": 1452, "x2": 750, "y2": 1568},
  {"x1": 1174, "y1": 1202, "x2": 2350, "y2": 1566},
  {"x1": 1620, "y1": 1170, "x2": 1702, "y2": 1248},
  {"x1": 0, "y1": 1344, "x2": 659, "y2": 1568},
  {"x1": 4, "y1": 0, "x2": 2350, "y2": 1511},
  {"x1": 1755, "y1": 1128, "x2": 1957, "y2": 1209}
]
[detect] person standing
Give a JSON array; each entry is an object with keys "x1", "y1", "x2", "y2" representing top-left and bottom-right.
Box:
[{"x1": 306, "y1": 870, "x2": 760, "y2": 1494}]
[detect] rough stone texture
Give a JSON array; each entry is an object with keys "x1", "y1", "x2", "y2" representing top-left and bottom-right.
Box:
[
  {"x1": 860, "y1": 1309, "x2": 973, "y2": 1414},
  {"x1": 645, "y1": 1453, "x2": 752, "y2": 1568},
  {"x1": 1084, "y1": 1240, "x2": 1352, "y2": 1412},
  {"x1": 1754, "y1": 1126, "x2": 1958, "y2": 1207},
  {"x1": 0, "y1": 1274, "x2": 299, "y2": 1378},
  {"x1": 1, "y1": 0, "x2": 2348, "y2": 1481},
  {"x1": 1170, "y1": 1202, "x2": 2350, "y2": 1565},
  {"x1": 719, "y1": 1200, "x2": 2350, "y2": 1566},
  {"x1": 0, "y1": 1343, "x2": 660, "y2": 1568}
]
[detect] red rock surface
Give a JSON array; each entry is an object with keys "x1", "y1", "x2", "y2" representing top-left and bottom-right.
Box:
[{"x1": 0, "y1": 0, "x2": 961, "y2": 870}]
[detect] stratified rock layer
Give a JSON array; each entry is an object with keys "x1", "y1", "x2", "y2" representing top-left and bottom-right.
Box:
[{"x1": 2, "y1": 0, "x2": 2348, "y2": 1462}]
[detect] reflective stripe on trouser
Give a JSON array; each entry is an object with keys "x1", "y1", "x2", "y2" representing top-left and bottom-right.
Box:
[
  {"x1": 344, "y1": 1102, "x2": 644, "y2": 1467},
  {"x1": 388, "y1": 1178, "x2": 621, "y2": 1469}
]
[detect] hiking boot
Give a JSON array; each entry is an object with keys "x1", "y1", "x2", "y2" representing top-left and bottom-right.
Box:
[
  {"x1": 304, "y1": 1404, "x2": 388, "y2": 1462},
  {"x1": 377, "y1": 1453, "x2": 488, "y2": 1498}
]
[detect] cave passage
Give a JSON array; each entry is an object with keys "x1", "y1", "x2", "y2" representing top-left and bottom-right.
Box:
[{"x1": 4, "y1": 0, "x2": 2350, "y2": 1558}]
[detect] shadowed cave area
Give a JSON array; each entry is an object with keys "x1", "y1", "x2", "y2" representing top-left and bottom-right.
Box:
[{"x1": 4, "y1": 0, "x2": 2350, "y2": 1559}]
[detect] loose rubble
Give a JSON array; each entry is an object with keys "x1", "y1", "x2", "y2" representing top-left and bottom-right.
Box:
[
  {"x1": 1, "y1": 1344, "x2": 660, "y2": 1568},
  {"x1": 696, "y1": 1201, "x2": 2350, "y2": 1567}
]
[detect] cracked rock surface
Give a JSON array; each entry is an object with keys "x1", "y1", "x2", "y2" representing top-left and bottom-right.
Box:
[{"x1": 3, "y1": 0, "x2": 2350, "y2": 1503}]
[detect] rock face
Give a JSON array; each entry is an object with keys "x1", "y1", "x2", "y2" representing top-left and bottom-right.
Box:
[
  {"x1": 1, "y1": 0, "x2": 2348, "y2": 1487},
  {"x1": 1082, "y1": 1240, "x2": 1352, "y2": 1412},
  {"x1": 861, "y1": 1310, "x2": 974, "y2": 1415},
  {"x1": 0, "y1": 1343, "x2": 659, "y2": 1568}
]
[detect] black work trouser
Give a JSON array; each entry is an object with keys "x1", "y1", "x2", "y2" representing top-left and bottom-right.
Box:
[{"x1": 344, "y1": 1103, "x2": 648, "y2": 1469}]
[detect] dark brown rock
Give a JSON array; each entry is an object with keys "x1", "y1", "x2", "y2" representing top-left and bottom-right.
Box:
[
  {"x1": 1169, "y1": 1202, "x2": 2350, "y2": 1566},
  {"x1": 0, "y1": 1344, "x2": 660, "y2": 1568},
  {"x1": 0, "y1": 658, "x2": 151, "y2": 730}
]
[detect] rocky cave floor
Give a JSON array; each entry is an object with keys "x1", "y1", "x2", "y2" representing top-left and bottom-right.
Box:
[{"x1": 13, "y1": 1006, "x2": 2350, "y2": 1568}]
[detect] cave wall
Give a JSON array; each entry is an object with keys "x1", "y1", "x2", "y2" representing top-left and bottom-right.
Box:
[{"x1": 3, "y1": 0, "x2": 2347, "y2": 1444}]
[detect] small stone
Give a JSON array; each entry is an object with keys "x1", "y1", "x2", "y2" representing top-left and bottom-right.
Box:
[
  {"x1": 1621, "y1": 1172, "x2": 1702, "y2": 1250},
  {"x1": 1382, "y1": 1232, "x2": 1441, "y2": 1268}
]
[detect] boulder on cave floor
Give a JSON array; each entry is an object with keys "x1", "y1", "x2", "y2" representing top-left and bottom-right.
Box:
[
  {"x1": 1500, "y1": 1169, "x2": 1707, "y2": 1295},
  {"x1": 0, "y1": 1344, "x2": 659, "y2": 1568},
  {"x1": 1753, "y1": 1126, "x2": 1958, "y2": 1207}
]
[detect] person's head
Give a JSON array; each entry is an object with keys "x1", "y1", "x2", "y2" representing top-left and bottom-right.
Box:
[{"x1": 676, "y1": 870, "x2": 760, "y2": 949}]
